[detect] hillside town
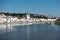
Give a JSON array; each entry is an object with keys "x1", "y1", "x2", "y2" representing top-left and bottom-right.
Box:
[{"x1": 0, "y1": 12, "x2": 58, "y2": 24}]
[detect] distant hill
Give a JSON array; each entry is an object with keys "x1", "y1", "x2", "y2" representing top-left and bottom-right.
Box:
[{"x1": 0, "y1": 12, "x2": 57, "y2": 19}]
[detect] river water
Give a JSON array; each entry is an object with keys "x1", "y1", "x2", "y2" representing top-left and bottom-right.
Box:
[{"x1": 0, "y1": 23, "x2": 60, "y2": 40}]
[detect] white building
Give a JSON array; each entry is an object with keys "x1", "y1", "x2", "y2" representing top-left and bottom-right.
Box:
[
  {"x1": 7, "y1": 16, "x2": 19, "y2": 23},
  {"x1": 0, "y1": 14, "x2": 7, "y2": 23},
  {"x1": 26, "y1": 14, "x2": 30, "y2": 19}
]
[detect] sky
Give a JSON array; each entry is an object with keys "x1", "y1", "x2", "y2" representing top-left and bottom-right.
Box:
[{"x1": 0, "y1": 0, "x2": 60, "y2": 17}]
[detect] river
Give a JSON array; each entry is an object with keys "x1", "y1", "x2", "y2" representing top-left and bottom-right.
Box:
[{"x1": 0, "y1": 23, "x2": 60, "y2": 40}]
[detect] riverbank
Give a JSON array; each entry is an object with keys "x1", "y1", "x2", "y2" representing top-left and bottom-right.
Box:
[
  {"x1": 55, "y1": 22, "x2": 60, "y2": 26},
  {"x1": 0, "y1": 21, "x2": 55, "y2": 26}
]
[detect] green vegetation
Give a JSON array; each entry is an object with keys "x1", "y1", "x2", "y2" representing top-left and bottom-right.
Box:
[
  {"x1": 55, "y1": 22, "x2": 60, "y2": 26},
  {"x1": 0, "y1": 12, "x2": 56, "y2": 19}
]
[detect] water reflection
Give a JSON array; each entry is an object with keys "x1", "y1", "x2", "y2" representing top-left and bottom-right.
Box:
[{"x1": 0, "y1": 23, "x2": 60, "y2": 40}]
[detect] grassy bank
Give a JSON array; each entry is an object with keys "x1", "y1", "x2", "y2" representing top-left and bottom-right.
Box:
[{"x1": 55, "y1": 22, "x2": 60, "y2": 26}]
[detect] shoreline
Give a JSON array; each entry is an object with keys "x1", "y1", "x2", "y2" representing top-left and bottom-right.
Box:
[
  {"x1": 0, "y1": 21, "x2": 55, "y2": 25},
  {"x1": 55, "y1": 22, "x2": 60, "y2": 26}
]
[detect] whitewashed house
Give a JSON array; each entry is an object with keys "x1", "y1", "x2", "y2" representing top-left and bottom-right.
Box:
[
  {"x1": 26, "y1": 14, "x2": 30, "y2": 19},
  {"x1": 7, "y1": 16, "x2": 19, "y2": 23},
  {"x1": 0, "y1": 14, "x2": 7, "y2": 23}
]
